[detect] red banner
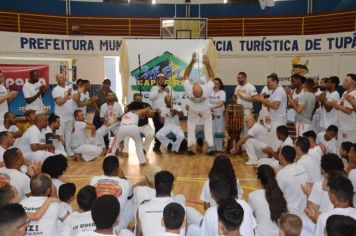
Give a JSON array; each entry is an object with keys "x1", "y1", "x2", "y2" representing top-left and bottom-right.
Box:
[{"x1": 0, "y1": 64, "x2": 49, "y2": 90}]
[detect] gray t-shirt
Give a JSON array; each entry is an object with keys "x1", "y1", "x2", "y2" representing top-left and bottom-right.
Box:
[{"x1": 296, "y1": 91, "x2": 315, "y2": 124}]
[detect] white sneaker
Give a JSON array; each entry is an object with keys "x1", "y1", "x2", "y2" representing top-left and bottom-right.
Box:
[{"x1": 244, "y1": 160, "x2": 258, "y2": 166}]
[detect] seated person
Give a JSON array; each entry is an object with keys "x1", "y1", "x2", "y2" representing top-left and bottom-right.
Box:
[
  {"x1": 156, "y1": 95, "x2": 184, "y2": 153},
  {"x1": 340, "y1": 141, "x2": 352, "y2": 170},
  {"x1": 325, "y1": 215, "x2": 356, "y2": 236},
  {"x1": 18, "y1": 114, "x2": 60, "y2": 162},
  {"x1": 57, "y1": 183, "x2": 76, "y2": 235},
  {"x1": 303, "y1": 130, "x2": 324, "y2": 166},
  {"x1": 316, "y1": 125, "x2": 338, "y2": 154},
  {"x1": 160, "y1": 202, "x2": 186, "y2": 236},
  {"x1": 231, "y1": 114, "x2": 272, "y2": 165},
  {"x1": 90, "y1": 156, "x2": 133, "y2": 232},
  {"x1": 218, "y1": 198, "x2": 244, "y2": 236},
  {"x1": 0, "y1": 204, "x2": 28, "y2": 236},
  {"x1": 20, "y1": 173, "x2": 69, "y2": 236},
  {"x1": 0, "y1": 148, "x2": 40, "y2": 200},
  {"x1": 278, "y1": 213, "x2": 303, "y2": 236},
  {"x1": 0, "y1": 131, "x2": 15, "y2": 166},
  {"x1": 0, "y1": 112, "x2": 23, "y2": 140},
  {"x1": 22, "y1": 109, "x2": 36, "y2": 131},
  {"x1": 62, "y1": 185, "x2": 97, "y2": 236},
  {"x1": 43, "y1": 114, "x2": 66, "y2": 156},
  {"x1": 71, "y1": 110, "x2": 103, "y2": 162},
  {"x1": 77, "y1": 195, "x2": 134, "y2": 236},
  {"x1": 41, "y1": 154, "x2": 68, "y2": 195}
]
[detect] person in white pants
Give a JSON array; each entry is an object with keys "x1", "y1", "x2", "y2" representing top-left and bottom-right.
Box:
[
  {"x1": 124, "y1": 93, "x2": 155, "y2": 154},
  {"x1": 231, "y1": 114, "x2": 271, "y2": 165},
  {"x1": 17, "y1": 114, "x2": 57, "y2": 162},
  {"x1": 255, "y1": 73, "x2": 288, "y2": 150},
  {"x1": 71, "y1": 110, "x2": 102, "y2": 162},
  {"x1": 95, "y1": 91, "x2": 123, "y2": 148},
  {"x1": 183, "y1": 53, "x2": 214, "y2": 155},
  {"x1": 107, "y1": 107, "x2": 150, "y2": 166},
  {"x1": 156, "y1": 95, "x2": 184, "y2": 153},
  {"x1": 52, "y1": 74, "x2": 74, "y2": 156}
]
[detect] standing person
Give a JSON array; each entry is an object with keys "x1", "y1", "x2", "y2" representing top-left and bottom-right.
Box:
[
  {"x1": 73, "y1": 79, "x2": 98, "y2": 115},
  {"x1": 52, "y1": 74, "x2": 74, "y2": 157},
  {"x1": 106, "y1": 107, "x2": 150, "y2": 166},
  {"x1": 233, "y1": 72, "x2": 257, "y2": 135},
  {"x1": 93, "y1": 79, "x2": 118, "y2": 129},
  {"x1": 255, "y1": 73, "x2": 287, "y2": 150},
  {"x1": 329, "y1": 74, "x2": 356, "y2": 148},
  {"x1": 0, "y1": 71, "x2": 17, "y2": 124},
  {"x1": 126, "y1": 93, "x2": 154, "y2": 154},
  {"x1": 248, "y1": 165, "x2": 288, "y2": 236},
  {"x1": 22, "y1": 69, "x2": 47, "y2": 114},
  {"x1": 209, "y1": 78, "x2": 226, "y2": 153},
  {"x1": 149, "y1": 73, "x2": 171, "y2": 153},
  {"x1": 319, "y1": 76, "x2": 340, "y2": 131},
  {"x1": 285, "y1": 74, "x2": 305, "y2": 126},
  {"x1": 156, "y1": 95, "x2": 184, "y2": 153},
  {"x1": 290, "y1": 78, "x2": 316, "y2": 137},
  {"x1": 183, "y1": 53, "x2": 215, "y2": 155}
]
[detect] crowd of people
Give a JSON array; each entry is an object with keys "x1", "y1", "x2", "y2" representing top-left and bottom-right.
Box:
[{"x1": 0, "y1": 53, "x2": 355, "y2": 236}]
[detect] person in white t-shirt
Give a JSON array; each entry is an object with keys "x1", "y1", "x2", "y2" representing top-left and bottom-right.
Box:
[
  {"x1": 303, "y1": 153, "x2": 344, "y2": 224},
  {"x1": 0, "y1": 131, "x2": 15, "y2": 164},
  {"x1": 302, "y1": 130, "x2": 324, "y2": 167},
  {"x1": 325, "y1": 215, "x2": 356, "y2": 236},
  {"x1": 0, "y1": 203, "x2": 28, "y2": 236},
  {"x1": 216, "y1": 198, "x2": 244, "y2": 236},
  {"x1": 0, "y1": 148, "x2": 40, "y2": 200},
  {"x1": 290, "y1": 79, "x2": 316, "y2": 137},
  {"x1": 315, "y1": 171, "x2": 356, "y2": 236},
  {"x1": 329, "y1": 74, "x2": 356, "y2": 148},
  {"x1": 52, "y1": 73, "x2": 75, "y2": 156},
  {"x1": 183, "y1": 53, "x2": 215, "y2": 155},
  {"x1": 156, "y1": 95, "x2": 184, "y2": 153},
  {"x1": 160, "y1": 202, "x2": 186, "y2": 236},
  {"x1": 62, "y1": 185, "x2": 97, "y2": 236},
  {"x1": 0, "y1": 112, "x2": 23, "y2": 140},
  {"x1": 20, "y1": 173, "x2": 68, "y2": 236},
  {"x1": 71, "y1": 110, "x2": 102, "y2": 162},
  {"x1": 106, "y1": 107, "x2": 150, "y2": 166},
  {"x1": 199, "y1": 173, "x2": 256, "y2": 236},
  {"x1": 295, "y1": 136, "x2": 322, "y2": 183},
  {"x1": 255, "y1": 73, "x2": 288, "y2": 150},
  {"x1": 73, "y1": 79, "x2": 98, "y2": 115},
  {"x1": 23, "y1": 69, "x2": 47, "y2": 114},
  {"x1": 0, "y1": 71, "x2": 17, "y2": 125},
  {"x1": 348, "y1": 144, "x2": 356, "y2": 207},
  {"x1": 18, "y1": 114, "x2": 57, "y2": 162},
  {"x1": 149, "y1": 73, "x2": 171, "y2": 153},
  {"x1": 319, "y1": 76, "x2": 340, "y2": 131},
  {"x1": 138, "y1": 171, "x2": 185, "y2": 236},
  {"x1": 200, "y1": 155, "x2": 243, "y2": 211},
  {"x1": 77, "y1": 195, "x2": 134, "y2": 236},
  {"x1": 249, "y1": 165, "x2": 288, "y2": 236},
  {"x1": 278, "y1": 213, "x2": 303, "y2": 236},
  {"x1": 260, "y1": 125, "x2": 294, "y2": 169},
  {"x1": 276, "y1": 146, "x2": 309, "y2": 214},
  {"x1": 90, "y1": 156, "x2": 133, "y2": 232},
  {"x1": 316, "y1": 125, "x2": 338, "y2": 154},
  {"x1": 43, "y1": 114, "x2": 66, "y2": 155},
  {"x1": 95, "y1": 91, "x2": 123, "y2": 149},
  {"x1": 231, "y1": 114, "x2": 271, "y2": 165},
  {"x1": 209, "y1": 78, "x2": 226, "y2": 152}
]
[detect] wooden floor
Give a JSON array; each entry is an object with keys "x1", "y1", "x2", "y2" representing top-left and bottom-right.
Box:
[{"x1": 62, "y1": 143, "x2": 258, "y2": 213}]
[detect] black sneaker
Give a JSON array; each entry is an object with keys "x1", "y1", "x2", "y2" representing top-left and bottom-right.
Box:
[{"x1": 167, "y1": 144, "x2": 172, "y2": 152}]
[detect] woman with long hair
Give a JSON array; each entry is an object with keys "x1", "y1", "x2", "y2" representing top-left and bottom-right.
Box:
[
  {"x1": 200, "y1": 155, "x2": 243, "y2": 210},
  {"x1": 248, "y1": 165, "x2": 288, "y2": 236},
  {"x1": 209, "y1": 78, "x2": 226, "y2": 153}
]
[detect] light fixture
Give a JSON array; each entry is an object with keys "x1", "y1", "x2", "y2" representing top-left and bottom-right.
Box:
[
  {"x1": 224, "y1": 0, "x2": 227, "y2": 3},
  {"x1": 152, "y1": 0, "x2": 156, "y2": 4}
]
